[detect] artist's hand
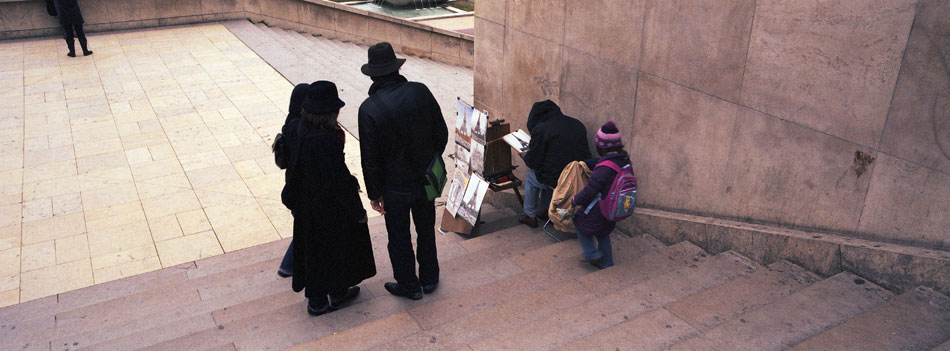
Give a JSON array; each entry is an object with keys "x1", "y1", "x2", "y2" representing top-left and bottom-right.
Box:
[{"x1": 371, "y1": 197, "x2": 385, "y2": 215}]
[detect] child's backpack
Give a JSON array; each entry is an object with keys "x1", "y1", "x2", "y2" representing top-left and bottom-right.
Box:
[{"x1": 592, "y1": 160, "x2": 637, "y2": 222}]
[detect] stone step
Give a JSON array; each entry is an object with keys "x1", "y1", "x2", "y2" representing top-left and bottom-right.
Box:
[
  {"x1": 576, "y1": 240, "x2": 707, "y2": 296},
  {"x1": 286, "y1": 312, "x2": 422, "y2": 351},
  {"x1": 792, "y1": 286, "x2": 950, "y2": 351},
  {"x1": 466, "y1": 251, "x2": 757, "y2": 350},
  {"x1": 665, "y1": 259, "x2": 821, "y2": 332},
  {"x1": 228, "y1": 234, "x2": 558, "y2": 349},
  {"x1": 290, "y1": 233, "x2": 660, "y2": 351},
  {"x1": 78, "y1": 313, "x2": 216, "y2": 351},
  {"x1": 2, "y1": 241, "x2": 294, "y2": 350},
  {"x1": 143, "y1": 216, "x2": 547, "y2": 350},
  {"x1": 0, "y1": 260, "x2": 194, "y2": 336},
  {"x1": 407, "y1": 234, "x2": 663, "y2": 331},
  {"x1": 52, "y1": 277, "x2": 290, "y2": 351},
  {"x1": 558, "y1": 260, "x2": 820, "y2": 350},
  {"x1": 557, "y1": 307, "x2": 698, "y2": 351},
  {"x1": 367, "y1": 241, "x2": 705, "y2": 351},
  {"x1": 668, "y1": 272, "x2": 894, "y2": 350}
]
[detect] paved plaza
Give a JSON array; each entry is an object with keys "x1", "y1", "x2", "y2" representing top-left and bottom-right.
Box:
[{"x1": 0, "y1": 23, "x2": 373, "y2": 307}]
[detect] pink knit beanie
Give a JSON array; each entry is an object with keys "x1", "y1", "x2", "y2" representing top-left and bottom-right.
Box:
[{"x1": 595, "y1": 121, "x2": 623, "y2": 149}]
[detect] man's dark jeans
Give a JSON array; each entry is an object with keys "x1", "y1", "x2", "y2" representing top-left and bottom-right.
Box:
[{"x1": 383, "y1": 184, "x2": 438, "y2": 291}]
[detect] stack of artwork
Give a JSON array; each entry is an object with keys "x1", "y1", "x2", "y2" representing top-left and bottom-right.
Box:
[{"x1": 446, "y1": 99, "x2": 489, "y2": 226}]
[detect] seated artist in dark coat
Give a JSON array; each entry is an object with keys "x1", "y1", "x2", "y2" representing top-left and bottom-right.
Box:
[
  {"x1": 281, "y1": 81, "x2": 376, "y2": 316},
  {"x1": 518, "y1": 100, "x2": 591, "y2": 228}
]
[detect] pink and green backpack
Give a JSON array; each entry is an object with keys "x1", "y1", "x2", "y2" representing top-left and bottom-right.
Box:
[{"x1": 592, "y1": 160, "x2": 638, "y2": 222}]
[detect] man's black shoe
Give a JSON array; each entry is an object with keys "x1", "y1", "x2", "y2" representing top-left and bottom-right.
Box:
[
  {"x1": 329, "y1": 286, "x2": 360, "y2": 308},
  {"x1": 422, "y1": 282, "x2": 438, "y2": 294},
  {"x1": 384, "y1": 282, "x2": 423, "y2": 300},
  {"x1": 307, "y1": 297, "x2": 333, "y2": 316}
]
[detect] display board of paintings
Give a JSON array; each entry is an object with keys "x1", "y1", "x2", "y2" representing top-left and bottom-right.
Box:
[{"x1": 442, "y1": 98, "x2": 491, "y2": 230}]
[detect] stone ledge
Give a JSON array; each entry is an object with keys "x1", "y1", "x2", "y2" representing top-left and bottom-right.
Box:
[
  {"x1": 0, "y1": 0, "x2": 473, "y2": 67},
  {"x1": 624, "y1": 207, "x2": 950, "y2": 295}
]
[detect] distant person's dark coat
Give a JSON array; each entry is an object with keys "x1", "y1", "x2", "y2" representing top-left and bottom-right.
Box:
[
  {"x1": 51, "y1": 0, "x2": 84, "y2": 25},
  {"x1": 282, "y1": 121, "x2": 376, "y2": 295},
  {"x1": 523, "y1": 100, "x2": 592, "y2": 188}
]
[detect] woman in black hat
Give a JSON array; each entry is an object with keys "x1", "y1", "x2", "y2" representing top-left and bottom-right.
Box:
[{"x1": 281, "y1": 81, "x2": 376, "y2": 316}]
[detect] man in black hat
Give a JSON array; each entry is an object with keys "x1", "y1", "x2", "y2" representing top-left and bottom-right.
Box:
[{"x1": 358, "y1": 42, "x2": 448, "y2": 300}]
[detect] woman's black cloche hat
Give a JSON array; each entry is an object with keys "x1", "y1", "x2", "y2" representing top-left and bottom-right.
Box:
[
  {"x1": 361, "y1": 42, "x2": 406, "y2": 77},
  {"x1": 301, "y1": 80, "x2": 345, "y2": 114}
]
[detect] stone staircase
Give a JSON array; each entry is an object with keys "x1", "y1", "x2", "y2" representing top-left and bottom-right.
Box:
[
  {"x1": 219, "y1": 20, "x2": 473, "y2": 140},
  {"x1": 1, "y1": 203, "x2": 948, "y2": 351},
  {"x1": 2, "y1": 20, "x2": 949, "y2": 351}
]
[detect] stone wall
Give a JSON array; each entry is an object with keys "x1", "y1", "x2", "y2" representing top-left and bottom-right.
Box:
[
  {"x1": 475, "y1": 0, "x2": 950, "y2": 250},
  {"x1": 0, "y1": 0, "x2": 473, "y2": 67}
]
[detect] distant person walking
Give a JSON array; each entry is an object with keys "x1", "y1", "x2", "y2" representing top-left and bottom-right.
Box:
[
  {"x1": 358, "y1": 42, "x2": 448, "y2": 300},
  {"x1": 518, "y1": 100, "x2": 591, "y2": 228},
  {"x1": 46, "y1": 0, "x2": 93, "y2": 57},
  {"x1": 281, "y1": 81, "x2": 376, "y2": 316}
]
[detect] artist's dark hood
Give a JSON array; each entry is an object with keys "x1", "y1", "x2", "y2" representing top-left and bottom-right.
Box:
[{"x1": 526, "y1": 100, "x2": 562, "y2": 132}]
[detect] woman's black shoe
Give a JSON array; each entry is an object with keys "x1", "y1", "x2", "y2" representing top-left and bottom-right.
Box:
[
  {"x1": 307, "y1": 297, "x2": 333, "y2": 316},
  {"x1": 329, "y1": 286, "x2": 360, "y2": 308},
  {"x1": 422, "y1": 282, "x2": 438, "y2": 294},
  {"x1": 277, "y1": 268, "x2": 292, "y2": 278},
  {"x1": 384, "y1": 282, "x2": 423, "y2": 300}
]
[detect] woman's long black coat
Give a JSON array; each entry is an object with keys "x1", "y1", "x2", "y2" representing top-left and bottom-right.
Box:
[
  {"x1": 50, "y1": 0, "x2": 84, "y2": 25},
  {"x1": 282, "y1": 121, "x2": 376, "y2": 296}
]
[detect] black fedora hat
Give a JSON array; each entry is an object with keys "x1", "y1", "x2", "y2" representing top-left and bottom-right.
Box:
[
  {"x1": 361, "y1": 42, "x2": 406, "y2": 77},
  {"x1": 301, "y1": 81, "x2": 345, "y2": 114}
]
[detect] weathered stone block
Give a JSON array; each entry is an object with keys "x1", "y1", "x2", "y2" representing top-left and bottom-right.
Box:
[
  {"x1": 858, "y1": 154, "x2": 950, "y2": 249},
  {"x1": 506, "y1": 0, "x2": 563, "y2": 43},
  {"x1": 879, "y1": 0, "x2": 950, "y2": 174},
  {"x1": 155, "y1": 0, "x2": 201, "y2": 19},
  {"x1": 739, "y1": 0, "x2": 916, "y2": 146},
  {"x1": 718, "y1": 107, "x2": 873, "y2": 233},
  {"x1": 399, "y1": 28, "x2": 433, "y2": 59},
  {"x1": 629, "y1": 208, "x2": 707, "y2": 248},
  {"x1": 500, "y1": 28, "x2": 561, "y2": 129},
  {"x1": 640, "y1": 0, "x2": 753, "y2": 102},
  {"x1": 1, "y1": 1, "x2": 43, "y2": 32},
  {"x1": 201, "y1": 0, "x2": 240, "y2": 15},
  {"x1": 755, "y1": 227, "x2": 842, "y2": 277},
  {"x1": 473, "y1": 17, "x2": 504, "y2": 116},
  {"x1": 80, "y1": 0, "x2": 114, "y2": 25},
  {"x1": 431, "y1": 33, "x2": 461, "y2": 59},
  {"x1": 841, "y1": 243, "x2": 950, "y2": 295},
  {"x1": 159, "y1": 15, "x2": 204, "y2": 27},
  {"x1": 476, "y1": 0, "x2": 506, "y2": 25},
  {"x1": 559, "y1": 47, "x2": 637, "y2": 155},
  {"x1": 629, "y1": 74, "x2": 738, "y2": 214},
  {"x1": 563, "y1": 0, "x2": 644, "y2": 70},
  {"x1": 334, "y1": 8, "x2": 369, "y2": 38},
  {"x1": 244, "y1": 0, "x2": 262, "y2": 15}
]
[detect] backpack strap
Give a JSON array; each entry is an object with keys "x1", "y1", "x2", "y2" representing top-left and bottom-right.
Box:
[{"x1": 594, "y1": 160, "x2": 621, "y2": 173}]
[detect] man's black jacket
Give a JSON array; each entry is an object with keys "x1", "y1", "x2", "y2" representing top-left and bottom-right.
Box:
[
  {"x1": 523, "y1": 100, "x2": 591, "y2": 187},
  {"x1": 358, "y1": 75, "x2": 448, "y2": 201}
]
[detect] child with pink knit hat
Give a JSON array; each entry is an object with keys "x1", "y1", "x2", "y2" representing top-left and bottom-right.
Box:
[{"x1": 571, "y1": 121, "x2": 631, "y2": 269}]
